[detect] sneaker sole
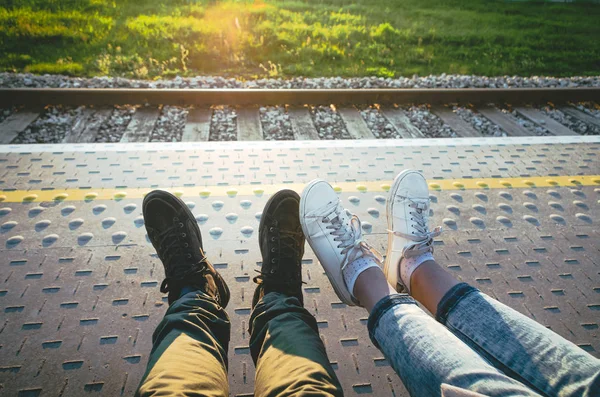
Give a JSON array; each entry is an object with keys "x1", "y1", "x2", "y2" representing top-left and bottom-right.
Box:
[
  {"x1": 384, "y1": 169, "x2": 416, "y2": 291},
  {"x1": 300, "y1": 179, "x2": 355, "y2": 306}
]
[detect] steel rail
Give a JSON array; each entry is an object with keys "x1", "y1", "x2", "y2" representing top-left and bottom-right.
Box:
[{"x1": 1, "y1": 87, "x2": 599, "y2": 107}]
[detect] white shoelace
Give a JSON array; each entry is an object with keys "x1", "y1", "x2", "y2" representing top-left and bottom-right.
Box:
[
  {"x1": 387, "y1": 198, "x2": 442, "y2": 258},
  {"x1": 308, "y1": 200, "x2": 382, "y2": 267}
]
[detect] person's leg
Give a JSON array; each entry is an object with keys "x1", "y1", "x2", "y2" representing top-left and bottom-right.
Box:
[
  {"x1": 383, "y1": 171, "x2": 600, "y2": 397},
  {"x1": 137, "y1": 190, "x2": 231, "y2": 396},
  {"x1": 301, "y1": 179, "x2": 541, "y2": 397},
  {"x1": 137, "y1": 290, "x2": 230, "y2": 397},
  {"x1": 357, "y1": 273, "x2": 541, "y2": 397},
  {"x1": 250, "y1": 190, "x2": 343, "y2": 397},
  {"x1": 426, "y1": 271, "x2": 600, "y2": 397},
  {"x1": 250, "y1": 292, "x2": 342, "y2": 397}
]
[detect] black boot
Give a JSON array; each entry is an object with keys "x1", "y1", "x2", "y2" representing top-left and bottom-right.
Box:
[
  {"x1": 143, "y1": 190, "x2": 230, "y2": 307},
  {"x1": 252, "y1": 190, "x2": 305, "y2": 308}
]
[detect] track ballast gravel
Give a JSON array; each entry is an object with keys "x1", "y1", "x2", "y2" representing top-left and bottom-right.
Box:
[
  {"x1": 260, "y1": 106, "x2": 294, "y2": 141},
  {"x1": 150, "y1": 106, "x2": 188, "y2": 142},
  {"x1": 2, "y1": 72, "x2": 599, "y2": 90},
  {"x1": 12, "y1": 106, "x2": 80, "y2": 144},
  {"x1": 454, "y1": 107, "x2": 508, "y2": 137},
  {"x1": 210, "y1": 106, "x2": 237, "y2": 141},
  {"x1": 499, "y1": 107, "x2": 551, "y2": 136},
  {"x1": 358, "y1": 106, "x2": 403, "y2": 139},
  {"x1": 94, "y1": 106, "x2": 135, "y2": 143},
  {"x1": 403, "y1": 105, "x2": 456, "y2": 138},
  {"x1": 310, "y1": 105, "x2": 352, "y2": 140},
  {"x1": 541, "y1": 106, "x2": 600, "y2": 135}
]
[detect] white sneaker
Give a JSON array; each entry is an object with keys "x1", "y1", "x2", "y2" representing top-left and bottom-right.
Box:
[
  {"x1": 300, "y1": 179, "x2": 382, "y2": 306},
  {"x1": 384, "y1": 170, "x2": 441, "y2": 292}
]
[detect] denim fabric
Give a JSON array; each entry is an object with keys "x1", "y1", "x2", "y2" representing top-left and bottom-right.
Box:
[
  {"x1": 368, "y1": 294, "x2": 541, "y2": 397},
  {"x1": 435, "y1": 283, "x2": 477, "y2": 324},
  {"x1": 367, "y1": 293, "x2": 416, "y2": 349},
  {"x1": 439, "y1": 286, "x2": 600, "y2": 397}
]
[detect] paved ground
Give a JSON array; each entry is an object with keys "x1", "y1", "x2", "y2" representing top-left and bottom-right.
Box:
[{"x1": 0, "y1": 136, "x2": 598, "y2": 396}]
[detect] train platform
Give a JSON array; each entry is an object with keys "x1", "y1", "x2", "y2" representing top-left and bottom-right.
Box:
[{"x1": 0, "y1": 135, "x2": 598, "y2": 396}]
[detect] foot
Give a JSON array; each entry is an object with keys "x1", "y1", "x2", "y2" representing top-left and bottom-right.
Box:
[
  {"x1": 300, "y1": 179, "x2": 382, "y2": 306},
  {"x1": 252, "y1": 190, "x2": 305, "y2": 308},
  {"x1": 143, "y1": 190, "x2": 230, "y2": 307},
  {"x1": 384, "y1": 170, "x2": 441, "y2": 292}
]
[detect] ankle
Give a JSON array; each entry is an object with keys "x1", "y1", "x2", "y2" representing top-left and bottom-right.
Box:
[
  {"x1": 399, "y1": 252, "x2": 434, "y2": 293},
  {"x1": 410, "y1": 260, "x2": 459, "y2": 314},
  {"x1": 353, "y1": 267, "x2": 396, "y2": 313}
]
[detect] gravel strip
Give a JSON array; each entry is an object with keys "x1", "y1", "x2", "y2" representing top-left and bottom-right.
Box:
[
  {"x1": 499, "y1": 107, "x2": 550, "y2": 136},
  {"x1": 209, "y1": 106, "x2": 237, "y2": 141},
  {"x1": 95, "y1": 106, "x2": 135, "y2": 142},
  {"x1": 259, "y1": 106, "x2": 294, "y2": 140},
  {"x1": 573, "y1": 102, "x2": 600, "y2": 119},
  {"x1": 455, "y1": 107, "x2": 507, "y2": 137},
  {"x1": 12, "y1": 106, "x2": 81, "y2": 144},
  {"x1": 150, "y1": 106, "x2": 188, "y2": 142},
  {"x1": 310, "y1": 105, "x2": 352, "y2": 140},
  {"x1": 0, "y1": 107, "x2": 16, "y2": 124},
  {"x1": 540, "y1": 106, "x2": 600, "y2": 135},
  {"x1": 402, "y1": 105, "x2": 457, "y2": 138},
  {"x1": 358, "y1": 106, "x2": 402, "y2": 139},
  {"x1": 3, "y1": 72, "x2": 599, "y2": 90}
]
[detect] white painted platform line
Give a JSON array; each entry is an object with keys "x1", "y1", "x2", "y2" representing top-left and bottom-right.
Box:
[{"x1": 0, "y1": 135, "x2": 598, "y2": 153}]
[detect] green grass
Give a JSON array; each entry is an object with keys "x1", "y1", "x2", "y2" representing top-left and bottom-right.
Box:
[{"x1": 1, "y1": 0, "x2": 599, "y2": 79}]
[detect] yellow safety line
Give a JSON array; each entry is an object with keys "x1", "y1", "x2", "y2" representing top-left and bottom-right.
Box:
[{"x1": 1, "y1": 175, "x2": 599, "y2": 203}]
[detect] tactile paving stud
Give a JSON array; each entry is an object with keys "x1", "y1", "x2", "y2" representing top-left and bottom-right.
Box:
[{"x1": 497, "y1": 216, "x2": 511, "y2": 224}]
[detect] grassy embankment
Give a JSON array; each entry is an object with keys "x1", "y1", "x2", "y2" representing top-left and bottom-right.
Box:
[{"x1": 1, "y1": 0, "x2": 599, "y2": 79}]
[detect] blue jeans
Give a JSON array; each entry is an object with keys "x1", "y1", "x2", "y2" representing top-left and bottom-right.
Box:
[{"x1": 368, "y1": 283, "x2": 600, "y2": 397}]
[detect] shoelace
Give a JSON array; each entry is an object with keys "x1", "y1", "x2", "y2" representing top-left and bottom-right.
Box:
[
  {"x1": 153, "y1": 218, "x2": 208, "y2": 293},
  {"x1": 387, "y1": 198, "x2": 442, "y2": 258},
  {"x1": 156, "y1": 222, "x2": 192, "y2": 265},
  {"x1": 254, "y1": 225, "x2": 303, "y2": 285},
  {"x1": 311, "y1": 200, "x2": 382, "y2": 268}
]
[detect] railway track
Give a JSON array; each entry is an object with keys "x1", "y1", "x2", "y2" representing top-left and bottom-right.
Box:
[{"x1": 1, "y1": 87, "x2": 599, "y2": 144}]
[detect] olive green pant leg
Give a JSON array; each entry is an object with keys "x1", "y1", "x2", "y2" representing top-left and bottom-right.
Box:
[
  {"x1": 249, "y1": 292, "x2": 343, "y2": 397},
  {"x1": 136, "y1": 291, "x2": 230, "y2": 397}
]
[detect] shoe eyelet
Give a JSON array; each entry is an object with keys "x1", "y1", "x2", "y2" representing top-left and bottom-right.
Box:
[
  {"x1": 184, "y1": 243, "x2": 188, "y2": 247},
  {"x1": 173, "y1": 217, "x2": 179, "y2": 221},
  {"x1": 181, "y1": 233, "x2": 186, "y2": 237},
  {"x1": 179, "y1": 222, "x2": 184, "y2": 228},
  {"x1": 271, "y1": 259, "x2": 276, "y2": 264},
  {"x1": 271, "y1": 237, "x2": 276, "y2": 242},
  {"x1": 269, "y1": 227, "x2": 275, "y2": 232},
  {"x1": 187, "y1": 254, "x2": 192, "y2": 259},
  {"x1": 271, "y1": 248, "x2": 276, "y2": 252}
]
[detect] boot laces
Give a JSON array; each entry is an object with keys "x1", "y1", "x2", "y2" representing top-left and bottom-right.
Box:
[
  {"x1": 154, "y1": 217, "x2": 208, "y2": 293},
  {"x1": 388, "y1": 198, "x2": 442, "y2": 258},
  {"x1": 253, "y1": 221, "x2": 303, "y2": 285}
]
